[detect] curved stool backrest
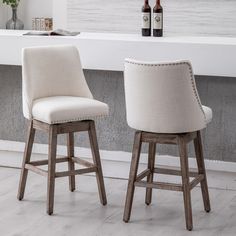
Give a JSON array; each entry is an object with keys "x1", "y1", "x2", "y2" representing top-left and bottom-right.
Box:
[
  {"x1": 22, "y1": 45, "x2": 93, "y2": 120},
  {"x1": 124, "y1": 59, "x2": 206, "y2": 133}
]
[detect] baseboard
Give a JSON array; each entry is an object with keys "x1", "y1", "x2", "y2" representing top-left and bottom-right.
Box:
[{"x1": 0, "y1": 139, "x2": 236, "y2": 174}]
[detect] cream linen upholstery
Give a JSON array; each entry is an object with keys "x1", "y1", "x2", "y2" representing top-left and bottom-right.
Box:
[
  {"x1": 22, "y1": 45, "x2": 108, "y2": 124},
  {"x1": 32, "y1": 96, "x2": 109, "y2": 124},
  {"x1": 124, "y1": 59, "x2": 212, "y2": 133},
  {"x1": 202, "y1": 105, "x2": 212, "y2": 124}
]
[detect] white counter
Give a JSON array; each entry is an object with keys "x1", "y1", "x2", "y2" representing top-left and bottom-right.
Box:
[{"x1": 0, "y1": 30, "x2": 236, "y2": 77}]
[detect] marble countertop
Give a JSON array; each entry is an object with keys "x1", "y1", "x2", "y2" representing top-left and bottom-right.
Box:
[{"x1": 0, "y1": 30, "x2": 236, "y2": 77}]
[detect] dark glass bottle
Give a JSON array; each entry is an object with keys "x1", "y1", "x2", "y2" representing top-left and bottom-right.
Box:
[
  {"x1": 142, "y1": 0, "x2": 151, "y2": 36},
  {"x1": 153, "y1": 0, "x2": 163, "y2": 37}
]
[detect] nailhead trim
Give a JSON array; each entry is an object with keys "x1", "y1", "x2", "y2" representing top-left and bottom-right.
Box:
[
  {"x1": 34, "y1": 114, "x2": 108, "y2": 125},
  {"x1": 187, "y1": 63, "x2": 207, "y2": 123},
  {"x1": 125, "y1": 60, "x2": 207, "y2": 124}
]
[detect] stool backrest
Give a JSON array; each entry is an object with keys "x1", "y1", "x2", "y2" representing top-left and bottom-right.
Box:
[
  {"x1": 22, "y1": 45, "x2": 93, "y2": 119},
  {"x1": 124, "y1": 59, "x2": 206, "y2": 133}
]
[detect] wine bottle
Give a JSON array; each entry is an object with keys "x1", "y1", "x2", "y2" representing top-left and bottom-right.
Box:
[
  {"x1": 142, "y1": 0, "x2": 151, "y2": 36},
  {"x1": 153, "y1": 0, "x2": 163, "y2": 37}
]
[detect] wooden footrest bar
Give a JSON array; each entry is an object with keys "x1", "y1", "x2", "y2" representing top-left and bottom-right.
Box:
[
  {"x1": 55, "y1": 166, "x2": 97, "y2": 178},
  {"x1": 28, "y1": 156, "x2": 94, "y2": 168},
  {"x1": 134, "y1": 180, "x2": 183, "y2": 191},
  {"x1": 25, "y1": 164, "x2": 97, "y2": 178},
  {"x1": 25, "y1": 164, "x2": 48, "y2": 177},
  {"x1": 136, "y1": 169, "x2": 151, "y2": 182},
  {"x1": 134, "y1": 167, "x2": 204, "y2": 192},
  {"x1": 154, "y1": 167, "x2": 199, "y2": 178},
  {"x1": 29, "y1": 157, "x2": 69, "y2": 166},
  {"x1": 190, "y1": 174, "x2": 204, "y2": 190},
  {"x1": 72, "y1": 157, "x2": 94, "y2": 168}
]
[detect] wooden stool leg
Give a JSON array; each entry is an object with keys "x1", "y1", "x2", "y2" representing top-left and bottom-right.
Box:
[
  {"x1": 123, "y1": 131, "x2": 142, "y2": 222},
  {"x1": 17, "y1": 120, "x2": 35, "y2": 200},
  {"x1": 47, "y1": 125, "x2": 57, "y2": 215},
  {"x1": 67, "y1": 132, "x2": 76, "y2": 192},
  {"x1": 88, "y1": 121, "x2": 107, "y2": 205},
  {"x1": 194, "y1": 131, "x2": 211, "y2": 212},
  {"x1": 145, "y1": 142, "x2": 156, "y2": 205},
  {"x1": 178, "y1": 135, "x2": 193, "y2": 231}
]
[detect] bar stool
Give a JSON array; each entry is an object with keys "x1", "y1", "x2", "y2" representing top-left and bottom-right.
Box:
[
  {"x1": 123, "y1": 59, "x2": 212, "y2": 230},
  {"x1": 17, "y1": 45, "x2": 108, "y2": 215}
]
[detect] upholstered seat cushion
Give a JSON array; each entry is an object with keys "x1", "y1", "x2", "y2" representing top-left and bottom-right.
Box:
[
  {"x1": 202, "y1": 105, "x2": 212, "y2": 124},
  {"x1": 32, "y1": 96, "x2": 109, "y2": 124}
]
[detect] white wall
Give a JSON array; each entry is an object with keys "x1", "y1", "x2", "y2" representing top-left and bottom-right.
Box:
[
  {"x1": 0, "y1": 7, "x2": 3, "y2": 28},
  {"x1": 0, "y1": 0, "x2": 53, "y2": 30},
  {"x1": 65, "y1": 0, "x2": 236, "y2": 36},
  {"x1": 0, "y1": 4, "x2": 9, "y2": 29}
]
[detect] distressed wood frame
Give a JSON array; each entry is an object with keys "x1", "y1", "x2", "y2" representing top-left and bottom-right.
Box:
[
  {"x1": 123, "y1": 130, "x2": 211, "y2": 231},
  {"x1": 17, "y1": 119, "x2": 107, "y2": 215}
]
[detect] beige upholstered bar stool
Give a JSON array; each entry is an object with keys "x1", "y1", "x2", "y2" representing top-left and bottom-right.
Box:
[
  {"x1": 17, "y1": 45, "x2": 108, "y2": 215},
  {"x1": 123, "y1": 59, "x2": 212, "y2": 231}
]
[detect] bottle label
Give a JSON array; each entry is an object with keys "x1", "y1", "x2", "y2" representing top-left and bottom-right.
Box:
[
  {"x1": 153, "y1": 13, "x2": 163, "y2": 29},
  {"x1": 142, "y1": 12, "x2": 151, "y2": 29}
]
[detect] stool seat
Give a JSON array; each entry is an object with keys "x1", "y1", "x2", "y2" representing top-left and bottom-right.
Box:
[
  {"x1": 32, "y1": 96, "x2": 109, "y2": 124},
  {"x1": 202, "y1": 105, "x2": 212, "y2": 124}
]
